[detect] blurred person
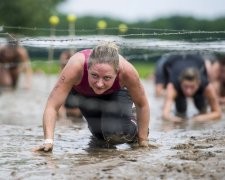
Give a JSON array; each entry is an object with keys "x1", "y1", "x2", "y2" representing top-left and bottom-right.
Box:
[
  {"x1": 59, "y1": 50, "x2": 73, "y2": 69},
  {"x1": 160, "y1": 54, "x2": 221, "y2": 123},
  {"x1": 154, "y1": 54, "x2": 169, "y2": 97},
  {"x1": 202, "y1": 53, "x2": 220, "y2": 82},
  {"x1": 155, "y1": 52, "x2": 219, "y2": 97},
  {"x1": 212, "y1": 55, "x2": 225, "y2": 106},
  {"x1": 58, "y1": 50, "x2": 82, "y2": 118},
  {"x1": 202, "y1": 53, "x2": 225, "y2": 107},
  {"x1": 0, "y1": 40, "x2": 32, "y2": 92},
  {"x1": 34, "y1": 42, "x2": 150, "y2": 152}
]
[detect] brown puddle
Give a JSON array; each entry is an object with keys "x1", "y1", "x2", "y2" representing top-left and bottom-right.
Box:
[{"x1": 0, "y1": 74, "x2": 225, "y2": 179}]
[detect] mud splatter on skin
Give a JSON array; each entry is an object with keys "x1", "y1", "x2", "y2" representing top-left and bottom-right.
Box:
[
  {"x1": 49, "y1": 75, "x2": 66, "y2": 99},
  {"x1": 61, "y1": 75, "x2": 66, "y2": 83},
  {"x1": 49, "y1": 84, "x2": 60, "y2": 99}
]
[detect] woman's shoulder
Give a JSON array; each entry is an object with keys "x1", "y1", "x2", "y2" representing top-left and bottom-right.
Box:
[
  {"x1": 61, "y1": 52, "x2": 86, "y2": 85},
  {"x1": 119, "y1": 55, "x2": 139, "y2": 87},
  {"x1": 119, "y1": 56, "x2": 138, "y2": 76},
  {"x1": 62, "y1": 52, "x2": 86, "y2": 78},
  {"x1": 69, "y1": 51, "x2": 86, "y2": 66}
]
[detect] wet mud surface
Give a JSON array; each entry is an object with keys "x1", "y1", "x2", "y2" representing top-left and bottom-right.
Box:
[{"x1": 0, "y1": 74, "x2": 225, "y2": 180}]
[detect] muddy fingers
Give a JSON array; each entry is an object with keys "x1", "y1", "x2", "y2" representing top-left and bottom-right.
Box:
[
  {"x1": 32, "y1": 144, "x2": 53, "y2": 152},
  {"x1": 138, "y1": 139, "x2": 160, "y2": 148},
  {"x1": 138, "y1": 139, "x2": 149, "y2": 147}
]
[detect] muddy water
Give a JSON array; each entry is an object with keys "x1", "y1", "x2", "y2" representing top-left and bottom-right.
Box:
[{"x1": 0, "y1": 74, "x2": 225, "y2": 180}]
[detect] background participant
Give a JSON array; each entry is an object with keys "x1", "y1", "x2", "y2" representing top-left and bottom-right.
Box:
[
  {"x1": 0, "y1": 40, "x2": 32, "y2": 92},
  {"x1": 160, "y1": 53, "x2": 221, "y2": 122}
]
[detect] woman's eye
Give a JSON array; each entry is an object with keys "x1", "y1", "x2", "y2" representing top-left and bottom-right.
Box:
[
  {"x1": 91, "y1": 74, "x2": 98, "y2": 78},
  {"x1": 104, "y1": 77, "x2": 111, "y2": 81}
]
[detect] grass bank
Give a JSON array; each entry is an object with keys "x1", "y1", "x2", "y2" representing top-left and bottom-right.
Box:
[{"x1": 31, "y1": 59, "x2": 155, "y2": 79}]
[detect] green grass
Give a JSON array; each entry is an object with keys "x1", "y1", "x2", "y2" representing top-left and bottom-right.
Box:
[
  {"x1": 30, "y1": 59, "x2": 156, "y2": 79},
  {"x1": 31, "y1": 60, "x2": 60, "y2": 74},
  {"x1": 132, "y1": 62, "x2": 155, "y2": 79}
]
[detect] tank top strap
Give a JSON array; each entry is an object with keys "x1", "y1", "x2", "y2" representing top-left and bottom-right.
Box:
[{"x1": 79, "y1": 49, "x2": 92, "y2": 72}]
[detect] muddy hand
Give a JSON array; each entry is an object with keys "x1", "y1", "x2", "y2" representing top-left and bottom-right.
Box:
[
  {"x1": 139, "y1": 139, "x2": 160, "y2": 148},
  {"x1": 32, "y1": 143, "x2": 53, "y2": 152},
  {"x1": 139, "y1": 139, "x2": 149, "y2": 147}
]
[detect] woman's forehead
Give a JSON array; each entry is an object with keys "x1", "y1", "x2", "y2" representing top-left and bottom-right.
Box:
[
  {"x1": 90, "y1": 62, "x2": 115, "y2": 69},
  {"x1": 89, "y1": 63, "x2": 116, "y2": 74},
  {"x1": 181, "y1": 79, "x2": 199, "y2": 85}
]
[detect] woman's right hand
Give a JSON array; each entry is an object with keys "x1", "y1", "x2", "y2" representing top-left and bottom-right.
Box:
[
  {"x1": 32, "y1": 143, "x2": 53, "y2": 152},
  {"x1": 138, "y1": 139, "x2": 160, "y2": 148},
  {"x1": 169, "y1": 115, "x2": 183, "y2": 123},
  {"x1": 163, "y1": 114, "x2": 183, "y2": 123}
]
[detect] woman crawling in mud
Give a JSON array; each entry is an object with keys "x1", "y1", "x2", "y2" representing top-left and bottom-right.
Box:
[
  {"x1": 0, "y1": 40, "x2": 32, "y2": 92},
  {"x1": 158, "y1": 53, "x2": 221, "y2": 122},
  {"x1": 34, "y1": 42, "x2": 150, "y2": 152}
]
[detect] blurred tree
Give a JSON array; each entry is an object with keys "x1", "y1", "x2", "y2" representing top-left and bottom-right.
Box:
[
  {"x1": 0, "y1": 0, "x2": 224, "y2": 41},
  {"x1": 0, "y1": 0, "x2": 65, "y2": 35},
  {"x1": 129, "y1": 16, "x2": 225, "y2": 40}
]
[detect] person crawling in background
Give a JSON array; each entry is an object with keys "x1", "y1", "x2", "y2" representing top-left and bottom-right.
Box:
[
  {"x1": 194, "y1": 53, "x2": 225, "y2": 109},
  {"x1": 158, "y1": 53, "x2": 221, "y2": 123},
  {"x1": 155, "y1": 52, "x2": 219, "y2": 97},
  {"x1": 211, "y1": 55, "x2": 225, "y2": 108},
  {"x1": 0, "y1": 40, "x2": 32, "y2": 92},
  {"x1": 154, "y1": 54, "x2": 169, "y2": 97}
]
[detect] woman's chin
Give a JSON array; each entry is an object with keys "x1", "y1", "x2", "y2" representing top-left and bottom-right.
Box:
[{"x1": 93, "y1": 88, "x2": 106, "y2": 95}]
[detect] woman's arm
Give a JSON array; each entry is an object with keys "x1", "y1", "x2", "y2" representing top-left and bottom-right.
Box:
[
  {"x1": 34, "y1": 53, "x2": 84, "y2": 151},
  {"x1": 193, "y1": 84, "x2": 221, "y2": 122},
  {"x1": 162, "y1": 83, "x2": 183, "y2": 123},
  {"x1": 120, "y1": 58, "x2": 150, "y2": 147},
  {"x1": 155, "y1": 84, "x2": 165, "y2": 97}
]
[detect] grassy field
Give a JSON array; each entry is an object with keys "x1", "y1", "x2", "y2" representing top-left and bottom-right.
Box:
[
  {"x1": 31, "y1": 60, "x2": 60, "y2": 74},
  {"x1": 132, "y1": 62, "x2": 155, "y2": 79},
  {"x1": 31, "y1": 59, "x2": 155, "y2": 79}
]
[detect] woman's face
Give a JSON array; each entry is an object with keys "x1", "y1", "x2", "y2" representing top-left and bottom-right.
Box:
[
  {"x1": 88, "y1": 63, "x2": 117, "y2": 94},
  {"x1": 180, "y1": 80, "x2": 200, "y2": 97}
]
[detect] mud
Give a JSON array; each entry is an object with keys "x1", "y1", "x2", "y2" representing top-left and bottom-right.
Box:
[{"x1": 0, "y1": 74, "x2": 225, "y2": 180}]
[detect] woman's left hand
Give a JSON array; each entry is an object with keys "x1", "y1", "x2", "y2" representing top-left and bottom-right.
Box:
[
  {"x1": 138, "y1": 139, "x2": 149, "y2": 147},
  {"x1": 138, "y1": 139, "x2": 160, "y2": 148},
  {"x1": 32, "y1": 143, "x2": 53, "y2": 152}
]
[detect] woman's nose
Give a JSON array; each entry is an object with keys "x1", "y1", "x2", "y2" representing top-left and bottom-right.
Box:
[{"x1": 96, "y1": 79, "x2": 104, "y2": 87}]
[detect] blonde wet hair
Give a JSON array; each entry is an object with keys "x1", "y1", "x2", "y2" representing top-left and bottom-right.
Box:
[
  {"x1": 88, "y1": 41, "x2": 120, "y2": 73},
  {"x1": 179, "y1": 68, "x2": 200, "y2": 82}
]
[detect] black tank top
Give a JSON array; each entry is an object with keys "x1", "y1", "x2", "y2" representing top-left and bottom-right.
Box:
[{"x1": 165, "y1": 54, "x2": 209, "y2": 95}]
